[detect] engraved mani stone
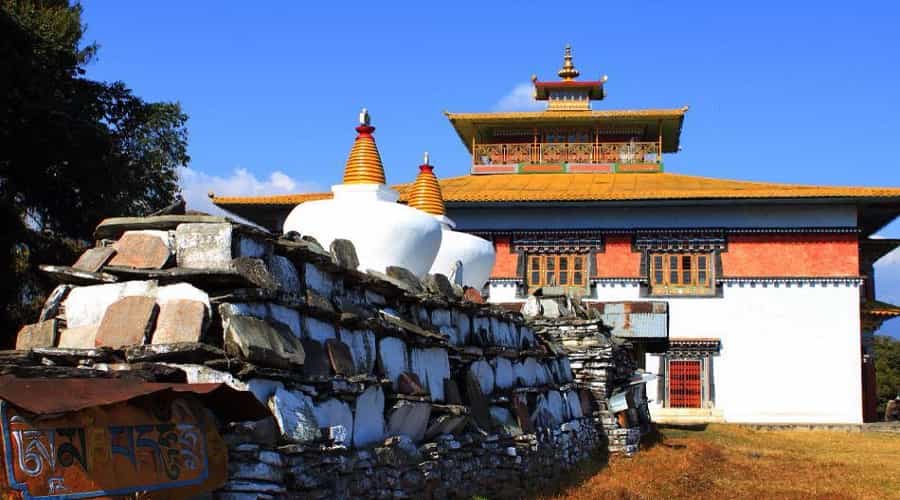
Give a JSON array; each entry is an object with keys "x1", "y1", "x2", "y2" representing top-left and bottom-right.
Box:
[
  {"x1": 72, "y1": 246, "x2": 116, "y2": 272},
  {"x1": 57, "y1": 323, "x2": 100, "y2": 349},
  {"x1": 15, "y1": 319, "x2": 58, "y2": 350},
  {"x1": 152, "y1": 299, "x2": 207, "y2": 344},
  {"x1": 108, "y1": 231, "x2": 173, "y2": 269},
  {"x1": 175, "y1": 223, "x2": 233, "y2": 270},
  {"x1": 94, "y1": 295, "x2": 159, "y2": 347}
]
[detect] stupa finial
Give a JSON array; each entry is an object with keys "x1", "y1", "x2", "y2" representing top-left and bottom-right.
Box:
[
  {"x1": 343, "y1": 108, "x2": 386, "y2": 185},
  {"x1": 408, "y1": 152, "x2": 445, "y2": 216},
  {"x1": 557, "y1": 44, "x2": 580, "y2": 81}
]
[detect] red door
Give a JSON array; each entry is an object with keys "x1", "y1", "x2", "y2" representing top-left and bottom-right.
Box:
[{"x1": 669, "y1": 360, "x2": 702, "y2": 408}]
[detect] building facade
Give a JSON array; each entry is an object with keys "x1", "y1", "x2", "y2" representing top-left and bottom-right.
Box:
[{"x1": 213, "y1": 48, "x2": 900, "y2": 424}]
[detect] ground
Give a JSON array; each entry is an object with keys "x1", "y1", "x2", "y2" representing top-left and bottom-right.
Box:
[{"x1": 549, "y1": 424, "x2": 900, "y2": 500}]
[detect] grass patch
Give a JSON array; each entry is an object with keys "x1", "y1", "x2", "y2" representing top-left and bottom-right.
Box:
[{"x1": 545, "y1": 424, "x2": 900, "y2": 499}]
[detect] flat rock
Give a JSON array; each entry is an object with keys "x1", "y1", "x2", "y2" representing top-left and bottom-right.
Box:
[
  {"x1": 410, "y1": 347, "x2": 450, "y2": 402},
  {"x1": 38, "y1": 285, "x2": 72, "y2": 321},
  {"x1": 443, "y1": 379, "x2": 463, "y2": 405},
  {"x1": 491, "y1": 357, "x2": 515, "y2": 390},
  {"x1": 267, "y1": 255, "x2": 301, "y2": 293},
  {"x1": 300, "y1": 339, "x2": 330, "y2": 377},
  {"x1": 57, "y1": 324, "x2": 100, "y2": 349},
  {"x1": 224, "y1": 314, "x2": 305, "y2": 370},
  {"x1": 325, "y1": 338, "x2": 355, "y2": 376},
  {"x1": 465, "y1": 370, "x2": 492, "y2": 430},
  {"x1": 468, "y1": 359, "x2": 495, "y2": 396},
  {"x1": 330, "y1": 238, "x2": 359, "y2": 270},
  {"x1": 126, "y1": 342, "x2": 226, "y2": 364},
  {"x1": 152, "y1": 299, "x2": 207, "y2": 344},
  {"x1": 385, "y1": 266, "x2": 423, "y2": 292},
  {"x1": 521, "y1": 295, "x2": 542, "y2": 318},
  {"x1": 422, "y1": 274, "x2": 456, "y2": 299},
  {"x1": 102, "y1": 266, "x2": 258, "y2": 288},
  {"x1": 94, "y1": 215, "x2": 230, "y2": 240},
  {"x1": 233, "y1": 257, "x2": 278, "y2": 290},
  {"x1": 72, "y1": 247, "x2": 116, "y2": 272},
  {"x1": 386, "y1": 401, "x2": 431, "y2": 443},
  {"x1": 39, "y1": 265, "x2": 119, "y2": 286},
  {"x1": 15, "y1": 320, "x2": 58, "y2": 350},
  {"x1": 175, "y1": 222, "x2": 233, "y2": 270},
  {"x1": 490, "y1": 406, "x2": 522, "y2": 436},
  {"x1": 64, "y1": 281, "x2": 157, "y2": 329},
  {"x1": 353, "y1": 386, "x2": 385, "y2": 448},
  {"x1": 313, "y1": 398, "x2": 354, "y2": 446},
  {"x1": 397, "y1": 372, "x2": 427, "y2": 396},
  {"x1": 269, "y1": 388, "x2": 320, "y2": 443},
  {"x1": 95, "y1": 296, "x2": 159, "y2": 347},
  {"x1": 424, "y1": 414, "x2": 467, "y2": 440},
  {"x1": 339, "y1": 329, "x2": 376, "y2": 375},
  {"x1": 108, "y1": 230, "x2": 173, "y2": 269},
  {"x1": 378, "y1": 337, "x2": 409, "y2": 390},
  {"x1": 512, "y1": 393, "x2": 535, "y2": 434}
]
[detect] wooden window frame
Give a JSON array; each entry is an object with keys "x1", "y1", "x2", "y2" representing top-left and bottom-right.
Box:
[
  {"x1": 527, "y1": 253, "x2": 587, "y2": 291},
  {"x1": 649, "y1": 251, "x2": 715, "y2": 296}
]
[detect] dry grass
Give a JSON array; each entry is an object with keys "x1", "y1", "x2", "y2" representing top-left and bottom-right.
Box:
[{"x1": 549, "y1": 424, "x2": 900, "y2": 500}]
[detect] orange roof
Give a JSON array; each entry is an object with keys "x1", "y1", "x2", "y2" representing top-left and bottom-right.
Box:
[
  {"x1": 211, "y1": 172, "x2": 900, "y2": 206},
  {"x1": 862, "y1": 300, "x2": 900, "y2": 317}
]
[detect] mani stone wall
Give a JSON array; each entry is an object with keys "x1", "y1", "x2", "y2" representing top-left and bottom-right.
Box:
[
  {"x1": 529, "y1": 313, "x2": 647, "y2": 456},
  {"x1": 17, "y1": 215, "x2": 610, "y2": 499}
]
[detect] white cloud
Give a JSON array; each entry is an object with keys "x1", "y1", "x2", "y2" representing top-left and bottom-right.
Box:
[
  {"x1": 178, "y1": 167, "x2": 321, "y2": 217},
  {"x1": 493, "y1": 82, "x2": 543, "y2": 112}
]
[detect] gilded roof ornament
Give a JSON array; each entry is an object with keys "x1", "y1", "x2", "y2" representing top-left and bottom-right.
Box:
[
  {"x1": 407, "y1": 152, "x2": 446, "y2": 216},
  {"x1": 343, "y1": 108, "x2": 387, "y2": 185},
  {"x1": 557, "y1": 44, "x2": 580, "y2": 81}
]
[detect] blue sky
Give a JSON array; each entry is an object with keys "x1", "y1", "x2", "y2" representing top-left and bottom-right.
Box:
[{"x1": 79, "y1": 1, "x2": 900, "y2": 335}]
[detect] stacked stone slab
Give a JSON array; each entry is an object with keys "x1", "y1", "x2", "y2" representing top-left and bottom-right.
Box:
[
  {"x1": 14, "y1": 214, "x2": 626, "y2": 498},
  {"x1": 527, "y1": 296, "x2": 649, "y2": 456}
]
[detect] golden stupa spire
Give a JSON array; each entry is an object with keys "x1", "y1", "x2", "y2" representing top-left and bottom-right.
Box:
[
  {"x1": 342, "y1": 108, "x2": 387, "y2": 185},
  {"x1": 407, "y1": 152, "x2": 446, "y2": 216},
  {"x1": 557, "y1": 44, "x2": 580, "y2": 81}
]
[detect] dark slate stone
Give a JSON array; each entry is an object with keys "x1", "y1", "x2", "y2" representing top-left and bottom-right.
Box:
[
  {"x1": 385, "y1": 266, "x2": 423, "y2": 292},
  {"x1": 38, "y1": 285, "x2": 72, "y2": 321},
  {"x1": 125, "y1": 342, "x2": 227, "y2": 364},
  {"x1": 72, "y1": 247, "x2": 117, "y2": 272},
  {"x1": 301, "y1": 339, "x2": 331, "y2": 378},
  {"x1": 233, "y1": 257, "x2": 279, "y2": 290},
  {"x1": 94, "y1": 215, "x2": 230, "y2": 240},
  {"x1": 39, "y1": 265, "x2": 119, "y2": 286},
  {"x1": 330, "y1": 239, "x2": 360, "y2": 270},
  {"x1": 397, "y1": 372, "x2": 427, "y2": 396},
  {"x1": 325, "y1": 338, "x2": 356, "y2": 376},
  {"x1": 422, "y1": 274, "x2": 456, "y2": 300},
  {"x1": 464, "y1": 370, "x2": 492, "y2": 430},
  {"x1": 223, "y1": 314, "x2": 305, "y2": 369}
]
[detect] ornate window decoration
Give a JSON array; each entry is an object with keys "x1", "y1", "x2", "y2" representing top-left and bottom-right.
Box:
[
  {"x1": 659, "y1": 339, "x2": 720, "y2": 409},
  {"x1": 634, "y1": 232, "x2": 726, "y2": 298},
  {"x1": 527, "y1": 253, "x2": 587, "y2": 291}
]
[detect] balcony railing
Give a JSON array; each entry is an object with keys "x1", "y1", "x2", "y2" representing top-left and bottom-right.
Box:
[{"x1": 473, "y1": 141, "x2": 660, "y2": 166}]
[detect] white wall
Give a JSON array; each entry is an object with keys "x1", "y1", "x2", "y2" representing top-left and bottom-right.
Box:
[{"x1": 591, "y1": 281, "x2": 863, "y2": 424}]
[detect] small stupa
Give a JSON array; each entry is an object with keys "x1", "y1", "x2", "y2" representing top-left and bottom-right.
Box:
[
  {"x1": 407, "y1": 153, "x2": 495, "y2": 288},
  {"x1": 283, "y1": 110, "x2": 442, "y2": 276}
]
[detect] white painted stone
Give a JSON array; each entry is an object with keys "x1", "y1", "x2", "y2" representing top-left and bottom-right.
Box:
[
  {"x1": 519, "y1": 326, "x2": 536, "y2": 349},
  {"x1": 564, "y1": 390, "x2": 583, "y2": 419},
  {"x1": 175, "y1": 223, "x2": 233, "y2": 269},
  {"x1": 267, "y1": 255, "x2": 301, "y2": 294},
  {"x1": 452, "y1": 310, "x2": 471, "y2": 346},
  {"x1": 237, "y1": 234, "x2": 269, "y2": 259},
  {"x1": 473, "y1": 316, "x2": 491, "y2": 345},
  {"x1": 365, "y1": 290, "x2": 386, "y2": 306},
  {"x1": 168, "y1": 363, "x2": 247, "y2": 390},
  {"x1": 268, "y1": 303, "x2": 301, "y2": 338},
  {"x1": 558, "y1": 357, "x2": 574, "y2": 383},
  {"x1": 547, "y1": 390, "x2": 565, "y2": 424},
  {"x1": 303, "y1": 316, "x2": 336, "y2": 343},
  {"x1": 431, "y1": 309, "x2": 452, "y2": 328},
  {"x1": 269, "y1": 388, "x2": 320, "y2": 443},
  {"x1": 468, "y1": 360, "x2": 495, "y2": 396},
  {"x1": 439, "y1": 325, "x2": 459, "y2": 345},
  {"x1": 513, "y1": 358, "x2": 541, "y2": 387},
  {"x1": 410, "y1": 348, "x2": 450, "y2": 402},
  {"x1": 378, "y1": 337, "x2": 409, "y2": 389},
  {"x1": 415, "y1": 306, "x2": 430, "y2": 325},
  {"x1": 340, "y1": 328, "x2": 376, "y2": 375},
  {"x1": 489, "y1": 406, "x2": 521, "y2": 436},
  {"x1": 353, "y1": 386, "x2": 385, "y2": 448},
  {"x1": 521, "y1": 296, "x2": 542, "y2": 318},
  {"x1": 64, "y1": 281, "x2": 157, "y2": 329},
  {"x1": 386, "y1": 401, "x2": 431, "y2": 443},
  {"x1": 304, "y1": 263, "x2": 334, "y2": 296},
  {"x1": 489, "y1": 317, "x2": 517, "y2": 347},
  {"x1": 283, "y1": 183, "x2": 443, "y2": 277},
  {"x1": 313, "y1": 398, "x2": 354, "y2": 446},
  {"x1": 491, "y1": 357, "x2": 515, "y2": 390},
  {"x1": 429, "y1": 223, "x2": 496, "y2": 289},
  {"x1": 247, "y1": 378, "x2": 285, "y2": 404},
  {"x1": 156, "y1": 283, "x2": 211, "y2": 313}
]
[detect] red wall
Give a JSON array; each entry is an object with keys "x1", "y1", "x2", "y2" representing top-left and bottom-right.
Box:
[
  {"x1": 491, "y1": 237, "x2": 519, "y2": 278},
  {"x1": 722, "y1": 233, "x2": 858, "y2": 277},
  {"x1": 595, "y1": 235, "x2": 641, "y2": 277}
]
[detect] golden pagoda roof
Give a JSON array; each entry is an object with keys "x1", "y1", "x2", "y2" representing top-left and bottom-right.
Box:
[
  {"x1": 212, "y1": 171, "x2": 900, "y2": 206},
  {"x1": 862, "y1": 300, "x2": 900, "y2": 317},
  {"x1": 406, "y1": 154, "x2": 446, "y2": 216},
  {"x1": 444, "y1": 108, "x2": 688, "y2": 153},
  {"x1": 342, "y1": 109, "x2": 387, "y2": 185}
]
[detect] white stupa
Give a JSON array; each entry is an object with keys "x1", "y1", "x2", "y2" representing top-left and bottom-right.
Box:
[
  {"x1": 407, "y1": 153, "x2": 496, "y2": 289},
  {"x1": 283, "y1": 110, "x2": 442, "y2": 277}
]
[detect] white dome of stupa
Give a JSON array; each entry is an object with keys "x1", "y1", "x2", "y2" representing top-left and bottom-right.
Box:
[
  {"x1": 283, "y1": 110, "x2": 442, "y2": 277},
  {"x1": 406, "y1": 154, "x2": 495, "y2": 289}
]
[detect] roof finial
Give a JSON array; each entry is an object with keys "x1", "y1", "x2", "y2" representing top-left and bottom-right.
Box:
[
  {"x1": 342, "y1": 108, "x2": 386, "y2": 185},
  {"x1": 557, "y1": 44, "x2": 580, "y2": 81},
  {"x1": 408, "y1": 152, "x2": 445, "y2": 216},
  {"x1": 423, "y1": 151, "x2": 430, "y2": 166}
]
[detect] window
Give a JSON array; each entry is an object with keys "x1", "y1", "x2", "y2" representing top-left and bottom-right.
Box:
[
  {"x1": 528, "y1": 254, "x2": 587, "y2": 290},
  {"x1": 649, "y1": 252, "x2": 715, "y2": 296}
]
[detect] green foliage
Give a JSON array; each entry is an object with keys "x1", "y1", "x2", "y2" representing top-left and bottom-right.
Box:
[
  {"x1": 0, "y1": 0, "x2": 189, "y2": 344},
  {"x1": 874, "y1": 334, "x2": 900, "y2": 415}
]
